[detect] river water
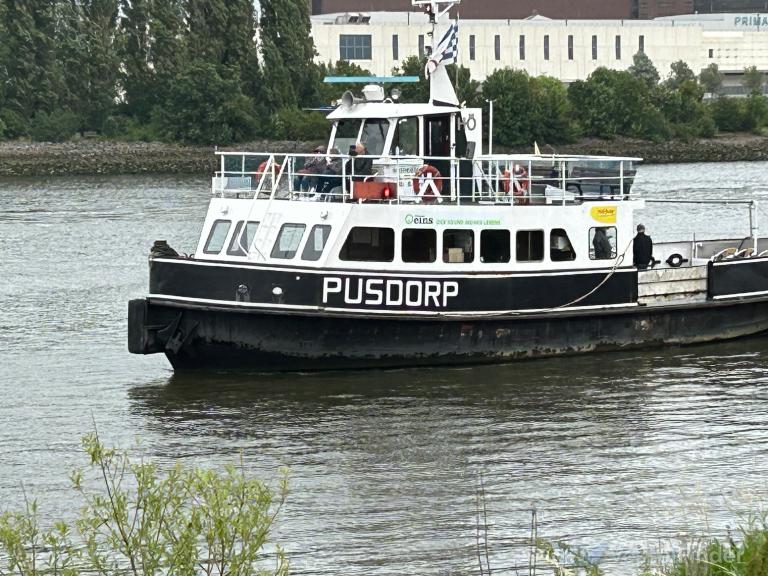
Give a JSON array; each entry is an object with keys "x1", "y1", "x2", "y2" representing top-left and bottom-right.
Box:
[{"x1": 1, "y1": 163, "x2": 768, "y2": 575}]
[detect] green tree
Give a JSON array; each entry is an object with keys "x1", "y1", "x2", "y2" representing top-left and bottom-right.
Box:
[
  {"x1": 742, "y1": 65, "x2": 765, "y2": 95},
  {"x1": 260, "y1": 0, "x2": 319, "y2": 109},
  {"x1": 392, "y1": 55, "x2": 430, "y2": 104},
  {"x1": 700, "y1": 62, "x2": 724, "y2": 95},
  {"x1": 744, "y1": 93, "x2": 768, "y2": 132},
  {"x1": 569, "y1": 67, "x2": 668, "y2": 140},
  {"x1": 156, "y1": 62, "x2": 258, "y2": 145},
  {"x1": 1, "y1": 0, "x2": 63, "y2": 136},
  {"x1": 627, "y1": 51, "x2": 660, "y2": 90},
  {"x1": 665, "y1": 60, "x2": 696, "y2": 91},
  {"x1": 710, "y1": 96, "x2": 746, "y2": 132},
  {"x1": 119, "y1": 0, "x2": 153, "y2": 121}
]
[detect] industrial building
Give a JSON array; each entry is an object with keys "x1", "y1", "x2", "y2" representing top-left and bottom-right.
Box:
[
  {"x1": 311, "y1": 10, "x2": 768, "y2": 89},
  {"x1": 311, "y1": 0, "x2": 768, "y2": 20}
]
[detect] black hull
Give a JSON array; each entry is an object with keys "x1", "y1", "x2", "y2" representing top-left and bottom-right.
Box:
[{"x1": 129, "y1": 297, "x2": 768, "y2": 371}]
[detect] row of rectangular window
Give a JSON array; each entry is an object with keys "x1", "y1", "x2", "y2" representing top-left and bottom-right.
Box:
[
  {"x1": 342, "y1": 33, "x2": 648, "y2": 62},
  {"x1": 204, "y1": 221, "x2": 618, "y2": 265},
  {"x1": 480, "y1": 34, "x2": 645, "y2": 61}
]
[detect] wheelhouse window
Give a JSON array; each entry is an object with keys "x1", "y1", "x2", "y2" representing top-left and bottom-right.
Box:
[
  {"x1": 481, "y1": 230, "x2": 510, "y2": 263},
  {"x1": 340, "y1": 34, "x2": 371, "y2": 60},
  {"x1": 271, "y1": 223, "x2": 306, "y2": 259},
  {"x1": 339, "y1": 227, "x2": 395, "y2": 262},
  {"x1": 590, "y1": 227, "x2": 617, "y2": 260},
  {"x1": 443, "y1": 229, "x2": 474, "y2": 263},
  {"x1": 402, "y1": 229, "x2": 436, "y2": 263},
  {"x1": 203, "y1": 219, "x2": 231, "y2": 254},
  {"x1": 227, "y1": 220, "x2": 260, "y2": 256},
  {"x1": 550, "y1": 229, "x2": 576, "y2": 262},
  {"x1": 516, "y1": 230, "x2": 544, "y2": 262},
  {"x1": 361, "y1": 119, "x2": 390, "y2": 156},
  {"x1": 333, "y1": 119, "x2": 362, "y2": 155},
  {"x1": 301, "y1": 225, "x2": 332, "y2": 261},
  {"x1": 391, "y1": 117, "x2": 419, "y2": 156}
]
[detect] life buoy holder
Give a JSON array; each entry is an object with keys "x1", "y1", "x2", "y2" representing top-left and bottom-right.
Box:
[
  {"x1": 666, "y1": 253, "x2": 688, "y2": 268},
  {"x1": 502, "y1": 167, "x2": 529, "y2": 204},
  {"x1": 413, "y1": 165, "x2": 443, "y2": 202}
]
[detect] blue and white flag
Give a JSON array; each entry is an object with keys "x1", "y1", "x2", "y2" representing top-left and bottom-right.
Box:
[{"x1": 435, "y1": 20, "x2": 459, "y2": 65}]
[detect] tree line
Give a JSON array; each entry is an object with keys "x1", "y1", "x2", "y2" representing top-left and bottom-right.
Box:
[{"x1": 0, "y1": 1, "x2": 766, "y2": 146}]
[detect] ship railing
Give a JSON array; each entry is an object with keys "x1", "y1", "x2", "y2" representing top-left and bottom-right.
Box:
[{"x1": 212, "y1": 152, "x2": 640, "y2": 206}]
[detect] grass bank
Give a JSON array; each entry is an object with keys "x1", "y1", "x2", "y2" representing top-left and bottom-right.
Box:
[{"x1": 1, "y1": 134, "x2": 767, "y2": 177}]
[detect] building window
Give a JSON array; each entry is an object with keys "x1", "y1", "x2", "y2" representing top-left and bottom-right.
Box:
[
  {"x1": 709, "y1": 48, "x2": 714, "y2": 59},
  {"x1": 519, "y1": 35, "x2": 526, "y2": 60},
  {"x1": 550, "y1": 229, "x2": 576, "y2": 262},
  {"x1": 481, "y1": 230, "x2": 510, "y2": 263},
  {"x1": 340, "y1": 227, "x2": 395, "y2": 262},
  {"x1": 516, "y1": 230, "x2": 544, "y2": 262},
  {"x1": 203, "y1": 220, "x2": 231, "y2": 254},
  {"x1": 227, "y1": 220, "x2": 260, "y2": 256},
  {"x1": 443, "y1": 230, "x2": 474, "y2": 263},
  {"x1": 469, "y1": 35, "x2": 476, "y2": 61},
  {"x1": 301, "y1": 225, "x2": 332, "y2": 261},
  {"x1": 591, "y1": 35, "x2": 598, "y2": 60},
  {"x1": 639, "y1": 35, "x2": 645, "y2": 54},
  {"x1": 615, "y1": 35, "x2": 621, "y2": 60},
  {"x1": 392, "y1": 34, "x2": 399, "y2": 61},
  {"x1": 544, "y1": 35, "x2": 550, "y2": 60},
  {"x1": 402, "y1": 229, "x2": 437, "y2": 263},
  {"x1": 494, "y1": 35, "x2": 500, "y2": 60},
  {"x1": 418, "y1": 34, "x2": 425, "y2": 56},
  {"x1": 568, "y1": 35, "x2": 574, "y2": 60},
  {"x1": 340, "y1": 34, "x2": 372, "y2": 60},
  {"x1": 271, "y1": 223, "x2": 306, "y2": 259},
  {"x1": 590, "y1": 227, "x2": 617, "y2": 260}
]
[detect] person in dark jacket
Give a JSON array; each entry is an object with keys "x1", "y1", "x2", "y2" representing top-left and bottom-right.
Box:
[
  {"x1": 593, "y1": 227, "x2": 613, "y2": 259},
  {"x1": 346, "y1": 142, "x2": 373, "y2": 182},
  {"x1": 633, "y1": 224, "x2": 654, "y2": 270}
]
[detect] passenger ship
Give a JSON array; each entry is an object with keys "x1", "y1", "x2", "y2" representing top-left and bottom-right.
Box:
[{"x1": 128, "y1": 0, "x2": 768, "y2": 371}]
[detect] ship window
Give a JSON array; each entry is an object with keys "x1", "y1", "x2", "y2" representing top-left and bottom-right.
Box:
[
  {"x1": 391, "y1": 117, "x2": 418, "y2": 156},
  {"x1": 333, "y1": 119, "x2": 363, "y2": 154},
  {"x1": 271, "y1": 223, "x2": 306, "y2": 259},
  {"x1": 402, "y1": 229, "x2": 436, "y2": 263},
  {"x1": 227, "y1": 220, "x2": 260, "y2": 256},
  {"x1": 203, "y1": 219, "x2": 231, "y2": 254},
  {"x1": 443, "y1": 229, "x2": 474, "y2": 263},
  {"x1": 339, "y1": 34, "x2": 371, "y2": 60},
  {"x1": 550, "y1": 229, "x2": 576, "y2": 262},
  {"x1": 361, "y1": 119, "x2": 390, "y2": 156},
  {"x1": 301, "y1": 225, "x2": 332, "y2": 261},
  {"x1": 481, "y1": 230, "x2": 510, "y2": 263},
  {"x1": 589, "y1": 227, "x2": 617, "y2": 260},
  {"x1": 339, "y1": 227, "x2": 395, "y2": 262},
  {"x1": 516, "y1": 230, "x2": 544, "y2": 262}
]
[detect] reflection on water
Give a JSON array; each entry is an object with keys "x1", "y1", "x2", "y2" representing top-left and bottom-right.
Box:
[{"x1": 1, "y1": 166, "x2": 768, "y2": 575}]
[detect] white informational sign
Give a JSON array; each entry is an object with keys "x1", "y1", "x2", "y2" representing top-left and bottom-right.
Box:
[{"x1": 374, "y1": 159, "x2": 423, "y2": 199}]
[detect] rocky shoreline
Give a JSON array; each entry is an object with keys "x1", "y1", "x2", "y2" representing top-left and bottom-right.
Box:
[{"x1": 1, "y1": 135, "x2": 767, "y2": 177}]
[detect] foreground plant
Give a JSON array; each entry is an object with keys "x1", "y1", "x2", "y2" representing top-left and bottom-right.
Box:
[{"x1": 0, "y1": 433, "x2": 288, "y2": 576}]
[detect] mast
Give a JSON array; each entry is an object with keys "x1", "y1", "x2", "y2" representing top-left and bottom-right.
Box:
[{"x1": 412, "y1": 0, "x2": 461, "y2": 106}]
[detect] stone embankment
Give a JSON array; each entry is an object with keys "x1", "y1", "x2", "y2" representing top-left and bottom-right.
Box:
[{"x1": 0, "y1": 135, "x2": 767, "y2": 177}]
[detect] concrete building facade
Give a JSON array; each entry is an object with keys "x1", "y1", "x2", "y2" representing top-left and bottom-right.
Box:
[{"x1": 311, "y1": 12, "x2": 768, "y2": 85}]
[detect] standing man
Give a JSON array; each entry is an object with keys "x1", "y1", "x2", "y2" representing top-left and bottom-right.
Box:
[{"x1": 633, "y1": 224, "x2": 654, "y2": 270}]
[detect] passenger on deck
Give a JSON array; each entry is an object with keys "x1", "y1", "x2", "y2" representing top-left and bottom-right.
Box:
[
  {"x1": 317, "y1": 148, "x2": 343, "y2": 197},
  {"x1": 633, "y1": 224, "x2": 654, "y2": 270},
  {"x1": 593, "y1": 227, "x2": 613, "y2": 259},
  {"x1": 346, "y1": 142, "x2": 373, "y2": 182},
  {"x1": 293, "y1": 145, "x2": 326, "y2": 192}
]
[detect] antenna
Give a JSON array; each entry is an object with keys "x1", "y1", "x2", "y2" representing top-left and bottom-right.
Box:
[{"x1": 411, "y1": 0, "x2": 461, "y2": 22}]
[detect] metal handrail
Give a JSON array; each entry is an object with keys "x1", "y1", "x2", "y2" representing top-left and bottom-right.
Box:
[{"x1": 212, "y1": 151, "x2": 639, "y2": 206}]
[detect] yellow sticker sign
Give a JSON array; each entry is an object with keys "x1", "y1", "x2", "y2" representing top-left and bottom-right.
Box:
[{"x1": 590, "y1": 206, "x2": 618, "y2": 224}]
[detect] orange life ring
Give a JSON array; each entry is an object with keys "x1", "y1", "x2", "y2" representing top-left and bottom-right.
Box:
[{"x1": 413, "y1": 165, "x2": 443, "y2": 201}]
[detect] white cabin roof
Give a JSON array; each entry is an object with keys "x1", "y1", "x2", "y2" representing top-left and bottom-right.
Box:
[{"x1": 327, "y1": 102, "x2": 460, "y2": 120}]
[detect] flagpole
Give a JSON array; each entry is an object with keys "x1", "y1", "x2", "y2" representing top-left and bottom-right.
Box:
[{"x1": 455, "y1": 12, "x2": 460, "y2": 88}]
